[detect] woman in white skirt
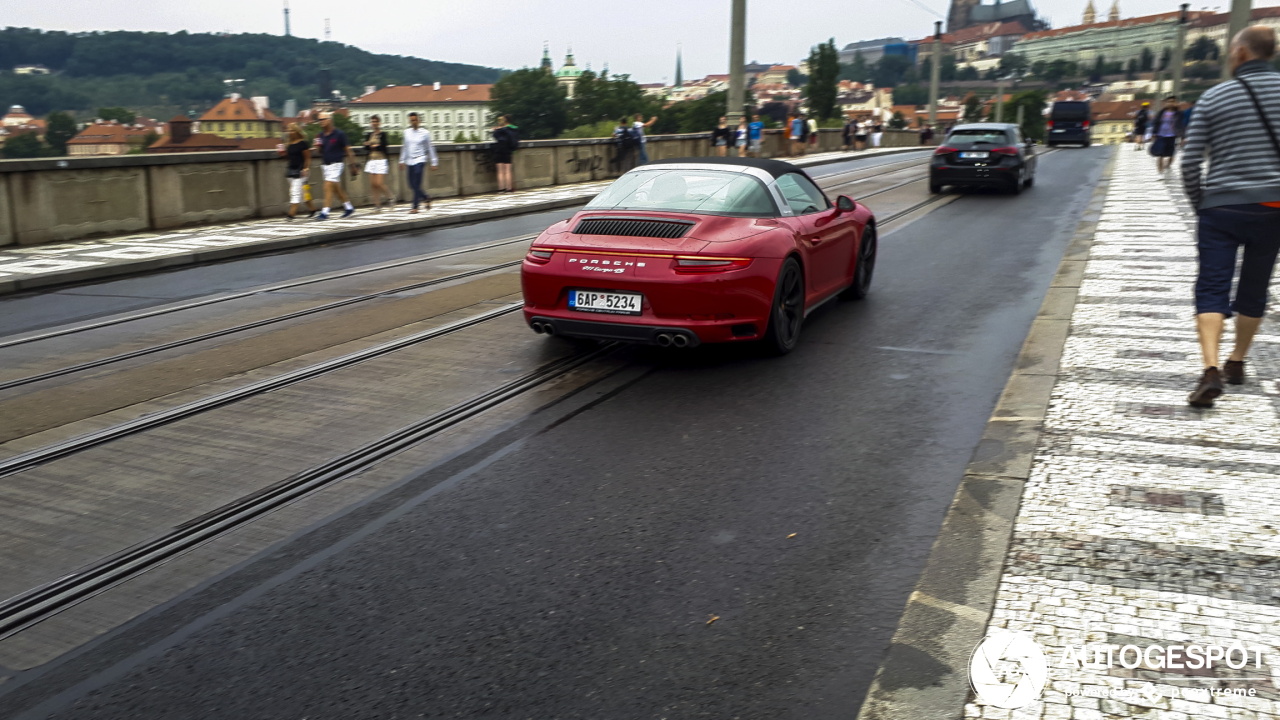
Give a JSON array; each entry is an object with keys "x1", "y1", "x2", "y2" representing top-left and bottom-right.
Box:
[{"x1": 363, "y1": 115, "x2": 393, "y2": 210}]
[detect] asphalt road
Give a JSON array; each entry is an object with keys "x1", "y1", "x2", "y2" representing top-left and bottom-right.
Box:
[
  {"x1": 0, "y1": 146, "x2": 1110, "y2": 720},
  {"x1": 0, "y1": 151, "x2": 932, "y2": 338}
]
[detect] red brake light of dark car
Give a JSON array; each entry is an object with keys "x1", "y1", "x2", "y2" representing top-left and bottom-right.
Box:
[
  {"x1": 934, "y1": 145, "x2": 958, "y2": 155},
  {"x1": 1047, "y1": 120, "x2": 1054, "y2": 129},
  {"x1": 526, "y1": 248, "x2": 554, "y2": 263},
  {"x1": 673, "y1": 256, "x2": 752, "y2": 273},
  {"x1": 1083, "y1": 120, "x2": 1091, "y2": 129},
  {"x1": 990, "y1": 146, "x2": 1020, "y2": 155}
]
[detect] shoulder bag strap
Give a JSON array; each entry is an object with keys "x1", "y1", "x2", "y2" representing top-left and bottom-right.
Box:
[{"x1": 1238, "y1": 76, "x2": 1280, "y2": 162}]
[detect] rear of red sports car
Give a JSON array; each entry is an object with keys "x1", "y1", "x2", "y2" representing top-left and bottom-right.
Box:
[{"x1": 521, "y1": 210, "x2": 790, "y2": 346}]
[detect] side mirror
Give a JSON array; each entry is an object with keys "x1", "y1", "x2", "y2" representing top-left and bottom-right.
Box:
[{"x1": 836, "y1": 195, "x2": 856, "y2": 213}]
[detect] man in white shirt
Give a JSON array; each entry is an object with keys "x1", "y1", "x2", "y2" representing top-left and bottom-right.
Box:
[
  {"x1": 399, "y1": 112, "x2": 438, "y2": 213},
  {"x1": 632, "y1": 113, "x2": 658, "y2": 165}
]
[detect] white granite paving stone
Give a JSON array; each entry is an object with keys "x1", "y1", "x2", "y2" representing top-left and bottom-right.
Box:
[{"x1": 965, "y1": 149, "x2": 1280, "y2": 719}]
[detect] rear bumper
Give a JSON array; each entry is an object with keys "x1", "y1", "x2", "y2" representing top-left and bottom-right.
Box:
[
  {"x1": 1047, "y1": 131, "x2": 1090, "y2": 144},
  {"x1": 931, "y1": 165, "x2": 1020, "y2": 187},
  {"x1": 529, "y1": 316, "x2": 708, "y2": 346}
]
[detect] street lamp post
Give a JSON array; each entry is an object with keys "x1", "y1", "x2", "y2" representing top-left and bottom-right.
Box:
[
  {"x1": 995, "y1": 76, "x2": 1005, "y2": 123},
  {"x1": 726, "y1": 0, "x2": 747, "y2": 129},
  {"x1": 928, "y1": 21, "x2": 942, "y2": 130},
  {"x1": 1173, "y1": 3, "x2": 1190, "y2": 96},
  {"x1": 1222, "y1": 0, "x2": 1252, "y2": 80}
]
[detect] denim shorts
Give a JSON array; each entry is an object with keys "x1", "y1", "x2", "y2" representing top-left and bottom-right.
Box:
[{"x1": 1195, "y1": 204, "x2": 1280, "y2": 317}]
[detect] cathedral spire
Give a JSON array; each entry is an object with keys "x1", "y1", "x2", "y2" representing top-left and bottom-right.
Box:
[
  {"x1": 540, "y1": 42, "x2": 552, "y2": 72},
  {"x1": 1083, "y1": 0, "x2": 1096, "y2": 24},
  {"x1": 1108, "y1": 0, "x2": 1120, "y2": 22}
]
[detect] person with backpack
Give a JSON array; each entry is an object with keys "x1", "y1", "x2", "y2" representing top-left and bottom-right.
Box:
[
  {"x1": 632, "y1": 113, "x2": 658, "y2": 165},
  {"x1": 789, "y1": 114, "x2": 805, "y2": 156},
  {"x1": 1133, "y1": 101, "x2": 1150, "y2": 151},
  {"x1": 491, "y1": 115, "x2": 519, "y2": 192},
  {"x1": 612, "y1": 118, "x2": 637, "y2": 171},
  {"x1": 1181, "y1": 25, "x2": 1280, "y2": 407}
]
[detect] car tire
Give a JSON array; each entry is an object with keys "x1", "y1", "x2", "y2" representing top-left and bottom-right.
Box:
[
  {"x1": 929, "y1": 182, "x2": 943, "y2": 194},
  {"x1": 841, "y1": 225, "x2": 877, "y2": 301},
  {"x1": 1024, "y1": 174, "x2": 1035, "y2": 188},
  {"x1": 762, "y1": 257, "x2": 804, "y2": 355},
  {"x1": 1010, "y1": 175, "x2": 1023, "y2": 195}
]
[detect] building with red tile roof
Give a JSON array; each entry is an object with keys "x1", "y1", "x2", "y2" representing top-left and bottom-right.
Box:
[
  {"x1": 197, "y1": 95, "x2": 282, "y2": 139},
  {"x1": 348, "y1": 83, "x2": 493, "y2": 140},
  {"x1": 67, "y1": 121, "x2": 164, "y2": 156}
]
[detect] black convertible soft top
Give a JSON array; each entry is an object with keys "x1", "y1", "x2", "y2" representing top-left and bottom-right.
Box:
[{"x1": 648, "y1": 156, "x2": 810, "y2": 180}]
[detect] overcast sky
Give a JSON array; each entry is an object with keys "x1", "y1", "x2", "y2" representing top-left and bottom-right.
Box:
[{"x1": 7, "y1": 0, "x2": 1266, "y2": 84}]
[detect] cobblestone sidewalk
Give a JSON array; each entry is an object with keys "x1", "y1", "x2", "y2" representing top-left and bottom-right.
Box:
[{"x1": 966, "y1": 148, "x2": 1280, "y2": 719}]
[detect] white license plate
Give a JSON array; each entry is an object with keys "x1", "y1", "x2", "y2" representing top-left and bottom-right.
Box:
[
  {"x1": 1052, "y1": 129, "x2": 1066, "y2": 133},
  {"x1": 960, "y1": 151, "x2": 989, "y2": 159},
  {"x1": 568, "y1": 289, "x2": 642, "y2": 315}
]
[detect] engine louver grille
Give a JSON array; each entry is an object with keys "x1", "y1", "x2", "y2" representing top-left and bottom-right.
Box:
[{"x1": 573, "y1": 218, "x2": 693, "y2": 239}]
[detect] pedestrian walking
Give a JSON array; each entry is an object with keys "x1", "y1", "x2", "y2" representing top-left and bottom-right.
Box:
[
  {"x1": 807, "y1": 115, "x2": 819, "y2": 151},
  {"x1": 491, "y1": 115, "x2": 520, "y2": 192},
  {"x1": 747, "y1": 114, "x2": 764, "y2": 157},
  {"x1": 1181, "y1": 25, "x2": 1280, "y2": 407},
  {"x1": 363, "y1": 115, "x2": 393, "y2": 211},
  {"x1": 842, "y1": 115, "x2": 857, "y2": 150},
  {"x1": 712, "y1": 116, "x2": 733, "y2": 157},
  {"x1": 871, "y1": 121, "x2": 884, "y2": 147},
  {"x1": 284, "y1": 123, "x2": 316, "y2": 220},
  {"x1": 734, "y1": 116, "x2": 749, "y2": 156},
  {"x1": 919, "y1": 125, "x2": 935, "y2": 145},
  {"x1": 632, "y1": 113, "x2": 658, "y2": 165},
  {"x1": 1150, "y1": 95, "x2": 1186, "y2": 173},
  {"x1": 314, "y1": 112, "x2": 356, "y2": 220},
  {"x1": 855, "y1": 118, "x2": 869, "y2": 151},
  {"x1": 400, "y1": 111, "x2": 437, "y2": 213},
  {"x1": 1133, "y1": 101, "x2": 1150, "y2": 151}
]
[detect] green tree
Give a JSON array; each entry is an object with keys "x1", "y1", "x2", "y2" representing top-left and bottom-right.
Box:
[
  {"x1": 488, "y1": 67, "x2": 568, "y2": 140},
  {"x1": 941, "y1": 55, "x2": 958, "y2": 82},
  {"x1": 963, "y1": 94, "x2": 982, "y2": 122},
  {"x1": 786, "y1": 68, "x2": 808, "y2": 87},
  {"x1": 1, "y1": 132, "x2": 49, "y2": 158},
  {"x1": 97, "y1": 106, "x2": 136, "y2": 123},
  {"x1": 1126, "y1": 59, "x2": 1138, "y2": 80},
  {"x1": 805, "y1": 39, "x2": 840, "y2": 121},
  {"x1": 872, "y1": 54, "x2": 912, "y2": 88},
  {"x1": 892, "y1": 84, "x2": 928, "y2": 106},
  {"x1": 1091, "y1": 55, "x2": 1106, "y2": 82},
  {"x1": 1140, "y1": 47, "x2": 1155, "y2": 72},
  {"x1": 1187, "y1": 36, "x2": 1219, "y2": 61},
  {"x1": 888, "y1": 111, "x2": 908, "y2": 129},
  {"x1": 839, "y1": 51, "x2": 868, "y2": 83},
  {"x1": 999, "y1": 53, "x2": 1029, "y2": 77},
  {"x1": 1010, "y1": 89, "x2": 1047, "y2": 141},
  {"x1": 453, "y1": 131, "x2": 469, "y2": 143},
  {"x1": 44, "y1": 111, "x2": 77, "y2": 155},
  {"x1": 957, "y1": 65, "x2": 980, "y2": 81}
]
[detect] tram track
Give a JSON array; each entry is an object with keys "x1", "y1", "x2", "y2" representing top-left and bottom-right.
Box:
[{"x1": 0, "y1": 339, "x2": 620, "y2": 642}]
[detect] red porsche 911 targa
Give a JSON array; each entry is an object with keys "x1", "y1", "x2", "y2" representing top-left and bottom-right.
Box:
[{"x1": 521, "y1": 157, "x2": 877, "y2": 354}]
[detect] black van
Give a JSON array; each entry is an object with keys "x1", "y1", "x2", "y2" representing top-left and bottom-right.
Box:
[{"x1": 1047, "y1": 101, "x2": 1092, "y2": 147}]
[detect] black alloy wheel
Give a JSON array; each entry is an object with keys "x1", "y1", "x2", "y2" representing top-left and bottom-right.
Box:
[
  {"x1": 842, "y1": 225, "x2": 877, "y2": 300},
  {"x1": 763, "y1": 257, "x2": 804, "y2": 355}
]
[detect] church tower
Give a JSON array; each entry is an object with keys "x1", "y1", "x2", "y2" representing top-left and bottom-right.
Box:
[
  {"x1": 947, "y1": 0, "x2": 979, "y2": 33},
  {"x1": 1108, "y1": 0, "x2": 1120, "y2": 21},
  {"x1": 540, "y1": 42, "x2": 553, "y2": 73},
  {"x1": 1083, "y1": 0, "x2": 1097, "y2": 24}
]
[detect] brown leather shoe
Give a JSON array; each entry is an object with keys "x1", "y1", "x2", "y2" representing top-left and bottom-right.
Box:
[
  {"x1": 1223, "y1": 359, "x2": 1245, "y2": 385},
  {"x1": 1188, "y1": 367, "x2": 1224, "y2": 408}
]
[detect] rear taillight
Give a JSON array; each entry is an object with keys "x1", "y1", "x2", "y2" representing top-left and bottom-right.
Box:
[
  {"x1": 934, "y1": 145, "x2": 958, "y2": 155},
  {"x1": 990, "y1": 146, "x2": 1020, "y2": 155},
  {"x1": 1047, "y1": 120, "x2": 1054, "y2": 129},
  {"x1": 673, "y1": 256, "x2": 752, "y2": 273},
  {"x1": 1083, "y1": 120, "x2": 1091, "y2": 129},
  {"x1": 526, "y1": 248, "x2": 553, "y2": 264}
]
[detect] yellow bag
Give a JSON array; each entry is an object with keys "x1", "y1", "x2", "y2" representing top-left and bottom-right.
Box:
[{"x1": 303, "y1": 184, "x2": 313, "y2": 203}]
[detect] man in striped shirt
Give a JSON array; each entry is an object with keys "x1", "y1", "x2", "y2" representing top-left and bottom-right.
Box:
[{"x1": 1181, "y1": 25, "x2": 1280, "y2": 408}]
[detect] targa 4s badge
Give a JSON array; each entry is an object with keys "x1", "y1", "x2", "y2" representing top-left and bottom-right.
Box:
[{"x1": 969, "y1": 630, "x2": 1049, "y2": 709}]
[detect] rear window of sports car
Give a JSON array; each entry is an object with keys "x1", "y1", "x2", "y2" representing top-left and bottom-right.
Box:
[{"x1": 584, "y1": 170, "x2": 779, "y2": 217}]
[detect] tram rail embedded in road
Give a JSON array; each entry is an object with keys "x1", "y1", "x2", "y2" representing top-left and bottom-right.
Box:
[{"x1": 0, "y1": 341, "x2": 620, "y2": 642}]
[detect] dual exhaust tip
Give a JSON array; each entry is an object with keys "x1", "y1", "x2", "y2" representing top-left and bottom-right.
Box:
[
  {"x1": 654, "y1": 332, "x2": 691, "y2": 348},
  {"x1": 530, "y1": 321, "x2": 555, "y2": 335}
]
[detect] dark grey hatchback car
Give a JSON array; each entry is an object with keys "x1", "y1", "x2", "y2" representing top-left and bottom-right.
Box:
[{"x1": 929, "y1": 123, "x2": 1037, "y2": 195}]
